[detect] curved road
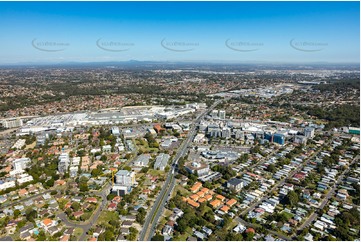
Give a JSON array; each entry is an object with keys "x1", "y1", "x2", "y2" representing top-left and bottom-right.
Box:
[{"x1": 57, "y1": 183, "x2": 111, "y2": 241}]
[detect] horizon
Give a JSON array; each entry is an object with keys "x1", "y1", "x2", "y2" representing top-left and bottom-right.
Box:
[
  {"x1": 0, "y1": 60, "x2": 359, "y2": 69},
  {"x1": 0, "y1": 1, "x2": 359, "y2": 64}
]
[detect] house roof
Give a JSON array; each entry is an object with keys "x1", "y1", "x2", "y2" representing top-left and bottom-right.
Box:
[
  {"x1": 73, "y1": 211, "x2": 84, "y2": 217},
  {"x1": 200, "y1": 187, "x2": 209, "y2": 194},
  {"x1": 85, "y1": 197, "x2": 97, "y2": 203},
  {"x1": 42, "y1": 218, "x2": 53, "y2": 227},
  {"x1": 187, "y1": 199, "x2": 200, "y2": 208},
  {"x1": 228, "y1": 178, "x2": 242, "y2": 186},
  {"x1": 190, "y1": 194, "x2": 199, "y2": 201},
  {"x1": 196, "y1": 191, "x2": 205, "y2": 198},
  {"x1": 190, "y1": 182, "x2": 202, "y2": 193},
  {"x1": 60, "y1": 235, "x2": 70, "y2": 241},
  {"x1": 108, "y1": 203, "x2": 117, "y2": 209},
  {"x1": 226, "y1": 199, "x2": 237, "y2": 207},
  {"x1": 204, "y1": 194, "x2": 213, "y2": 201},
  {"x1": 122, "y1": 221, "x2": 133, "y2": 226},
  {"x1": 19, "y1": 231, "x2": 31, "y2": 239},
  {"x1": 210, "y1": 199, "x2": 222, "y2": 208},
  {"x1": 18, "y1": 189, "x2": 28, "y2": 195},
  {"x1": 220, "y1": 205, "x2": 230, "y2": 212},
  {"x1": 246, "y1": 228, "x2": 255, "y2": 233},
  {"x1": 216, "y1": 194, "x2": 225, "y2": 201}
]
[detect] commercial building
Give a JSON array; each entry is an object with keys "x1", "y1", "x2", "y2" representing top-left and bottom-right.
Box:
[
  {"x1": 1, "y1": 118, "x2": 23, "y2": 129},
  {"x1": 207, "y1": 125, "x2": 221, "y2": 138},
  {"x1": 13, "y1": 158, "x2": 31, "y2": 172},
  {"x1": 112, "y1": 170, "x2": 136, "y2": 196},
  {"x1": 211, "y1": 110, "x2": 219, "y2": 118},
  {"x1": 69, "y1": 167, "x2": 78, "y2": 178},
  {"x1": 227, "y1": 178, "x2": 243, "y2": 192},
  {"x1": 185, "y1": 161, "x2": 210, "y2": 177},
  {"x1": 115, "y1": 170, "x2": 136, "y2": 186},
  {"x1": 221, "y1": 127, "x2": 231, "y2": 139},
  {"x1": 273, "y1": 133, "x2": 285, "y2": 145},
  {"x1": 58, "y1": 153, "x2": 70, "y2": 173},
  {"x1": 0, "y1": 181, "x2": 16, "y2": 191},
  {"x1": 154, "y1": 153, "x2": 170, "y2": 171},
  {"x1": 234, "y1": 130, "x2": 245, "y2": 140},
  {"x1": 218, "y1": 110, "x2": 226, "y2": 119},
  {"x1": 111, "y1": 127, "x2": 120, "y2": 136},
  {"x1": 294, "y1": 135, "x2": 307, "y2": 145},
  {"x1": 12, "y1": 139, "x2": 26, "y2": 149},
  {"x1": 304, "y1": 127, "x2": 315, "y2": 138},
  {"x1": 348, "y1": 127, "x2": 360, "y2": 135},
  {"x1": 133, "y1": 154, "x2": 151, "y2": 167}
]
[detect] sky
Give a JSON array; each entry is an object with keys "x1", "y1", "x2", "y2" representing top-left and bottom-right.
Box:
[{"x1": 0, "y1": 1, "x2": 359, "y2": 64}]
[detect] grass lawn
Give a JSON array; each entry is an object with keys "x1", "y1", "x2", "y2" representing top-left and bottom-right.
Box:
[
  {"x1": 226, "y1": 220, "x2": 238, "y2": 230},
  {"x1": 73, "y1": 228, "x2": 83, "y2": 239},
  {"x1": 185, "y1": 227, "x2": 193, "y2": 235},
  {"x1": 148, "y1": 148, "x2": 159, "y2": 153},
  {"x1": 163, "y1": 209, "x2": 173, "y2": 218},
  {"x1": 25, "y1": 141, "x2": 36, "y2": 149},
  {"x1": 201, "y1": 205, "x2": 213, "y2": 216},
  {"x1": 136, "y1": 173, "x2": 145, "y2": 179},
  {"x1": 148, "y1": 169, "x2": 164, "y2": 177},
  {"x1": 281, "y1": 211, "x2": 294, "y2": 220},
  {"x1": 97, "y1": 211, "x2": 119, "y2": 226},
  {"x1": 159, "y1": 217, "x2": 167, "y2": 228},
  {"x1": 175, "y1": 233, "x2": 190, "y2": 241},
  {"x1": 173, "y1": 185, "x2": 190, "y2": 197},
  {"x1": 57, "y1": 198, "x2": 69, "y2": 209}
]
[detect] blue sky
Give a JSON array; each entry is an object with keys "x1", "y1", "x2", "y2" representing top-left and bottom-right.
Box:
[{"x1": 0, "y1": 1, "x2": 359, "y2": 64}]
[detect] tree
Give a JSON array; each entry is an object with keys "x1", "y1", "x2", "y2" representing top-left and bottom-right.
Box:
[
  {"x1": 71, "y1": 202, "x2": 81, "y2": 212},
  {"x1": 36, "y1": 230, "x2": 46, "y2": 241},
  {"x1": 226, "y1": 232, "x2": 243, "y2": 241},
  {"x1": 244, "y1": 231, "x2": 255, "y2": 240},
  {"x1": 45, "y1": 178, "x2": 54, "y2": 188},
  {"x1": 151, "y1": 233, "x2": 164, "y2": 241},
  {"x1": 136, "y1": 207, "x2": 146, "y2": 224},
  {"x1": 100, "y1": 155, "x2": 107, "y2": 162},
  {"x1": 277, "y1": 212, "x2": 290, "y2": 223},
  {"x1": 128, "y1": 227, "x2": 138, "y2": 241},
  {"x1": 203, "y1": 181, "x2": 212, "y2": 189},
  {"x1": 13, "y1": 209, "x2": 21, "y2": 219},
  {"x1": 267, "y1": 164, "x2": 276, "y2": 173},
  {"x1": 176, "y1": 218, "x2": 188, "y2": 233},
  {"x1": 107, "y1": 193, "x2": 116, "y2": 201},
  {"x1": 123, "y1": 166, "x2": 132, "y2": 171},
  {"x1": 109, "y1": 220, "x2": 120, "y2": 228},
  {"x1": 79, "y1": 179, "x2": 89, "y2": 192},
  {"x1": 16, "y1": 220, "x2": 26, "y2": 231},
  {"x1": 285, "y1": 191, "x2": 299, "y2": 207},
  {"x1": 104, "y1": 230, "x2": 115, "y2": 241},
  {"x1": 204, "y1": 210, "x2": 215, "y2": 223},
  {"x1": 25, "y1": 208, "x2": 37, "y2": 222},
  {"x1": 91, "y1": 167, "x2": 103, "y2": 177},
  {"x1": 334, "y1": 225, "x2": 351, "y2": 241},
  {"x1": 168, "y1": 200, "x2": 176, "y2": 209}
]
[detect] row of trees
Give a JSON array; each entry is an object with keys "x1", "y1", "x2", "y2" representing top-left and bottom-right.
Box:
[{"x1": 296, "y1": 104, "x2": 360, "y2": 129}]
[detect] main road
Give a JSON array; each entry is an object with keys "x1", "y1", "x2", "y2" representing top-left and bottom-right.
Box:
[{"x1": 139, "y1": 98, "x2": 227, "y2": 241}]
